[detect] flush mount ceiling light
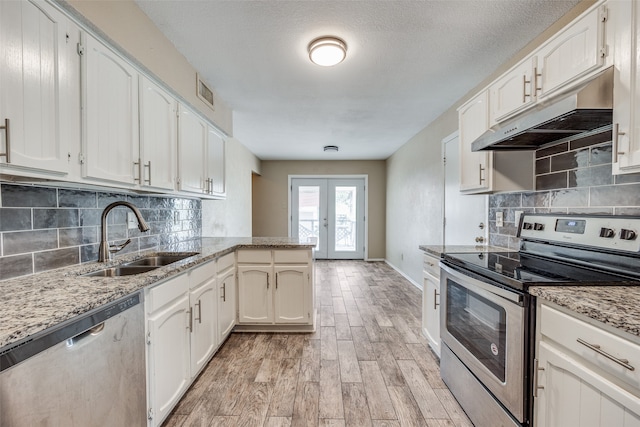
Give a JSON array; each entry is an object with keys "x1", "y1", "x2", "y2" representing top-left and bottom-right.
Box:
[
  {"x1": 324, "y1": 145, "x2": 339, "y2": 152},
  {"x1": 308, "y1": 37, "x2": 347, "y2": 67}
]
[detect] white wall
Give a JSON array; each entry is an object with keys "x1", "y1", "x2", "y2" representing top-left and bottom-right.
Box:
[
  {"x1": 202, "y1": 138, "x2": 261, "y2": 236},
  {"x1": 386, "y1": 111, "x2": 457, "y2": 285}
]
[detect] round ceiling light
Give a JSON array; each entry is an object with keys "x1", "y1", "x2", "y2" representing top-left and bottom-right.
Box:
[{"x1": 308, "y1": 37, "x2": 347, "y2": 67}]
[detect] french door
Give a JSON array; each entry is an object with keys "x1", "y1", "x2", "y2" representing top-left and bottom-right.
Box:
[{"x1": 291, "y1": 177, "x2": 365, "y2": 259}]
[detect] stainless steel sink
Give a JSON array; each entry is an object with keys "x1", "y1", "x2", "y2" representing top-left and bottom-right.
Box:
[
  {"x1": 83, "y1": 265, "x2": 160, "y2": 277},
  {"x1": 123, "y1": 252, "x2": 199, "y2": 267}
]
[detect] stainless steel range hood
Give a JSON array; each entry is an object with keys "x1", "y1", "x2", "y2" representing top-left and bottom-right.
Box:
[{"x1": 471, "y1": 67, "x2": 613, "y2": 151}]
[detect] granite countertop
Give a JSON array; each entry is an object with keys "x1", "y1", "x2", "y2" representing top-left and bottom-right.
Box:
[
  {"x1": 530, "y1": 286, "x2": 640, "y2": 338},
  {"x1": 419, "y1": 244, "x2": 511, "y2": 258},
  {"x1": 0, "y1": 237, "x2": 316, "y2": 350}
]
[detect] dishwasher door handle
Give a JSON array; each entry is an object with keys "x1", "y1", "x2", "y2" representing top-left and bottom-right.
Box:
[{"x1": 66, "y1": 323, "x2": 105, "y2": 347}]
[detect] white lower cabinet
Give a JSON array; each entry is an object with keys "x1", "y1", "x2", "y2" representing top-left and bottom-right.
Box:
[
  {"x1": 422, "y1": 254, "x2": 441, "y2": 357},
  {"x1": 217, "y1": 253, "x2": 236, "y2": 341},
  {"x1": 237, "y1": 249, "x2": 313, "y2": 329},
  {"x1": 146, "y1": 260, "x2": 218, "y2": 427},
  {"x1": 534, "y1": 302, "x2": 640, "y2": 427}
]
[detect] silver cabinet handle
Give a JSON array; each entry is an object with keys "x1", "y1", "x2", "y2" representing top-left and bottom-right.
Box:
[
  {"x1": 613, "y1": 123, "x2": 626, "y2": 163},
  {"x1": 195, "y1": 300, "x2": 202, "y2": 324},
  {"x1": 221, "y1": 282, "x2": 226, "y2": 302},
  {"x1": 533, "y1": 66, "x2": 542, "y2": 94},
  {"x1": 0, "y1": 118, "x2": 10, "y2": 163},
  {"x1": 479, "y1": 164, "x2": 485, "y2": 184},
  {"x1": 134, "y1": 158, "x2": 142, "y2": 183},
  {"x1": 188, "y1": 307, "x2": 193, "y2": 333},
  {"x1": 144, "y1": 161, "x2": 151, "y2": 185},
  {"x1": 276, "y1": 272, "x2": 278, "y2": 289},
  {"x1": 522, "y1": 74, "x2": 531, "y2": 102},
  {"x1": 433, "y1": 289, "x2": 440, "y2": 310},
  {"x1": 266, "y1": 273, "x2": 270, "y2": 289},
  {"x1": 577, "y1": 338, "x2": 635, "y2": 371},
  {"x1": 533, "y1": 358, "x2": 544, "y2": 398}
]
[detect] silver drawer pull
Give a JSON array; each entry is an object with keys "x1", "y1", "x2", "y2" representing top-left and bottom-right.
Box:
[{"x1": 577, "y1": 338, "x2": 635, "y2": 371}]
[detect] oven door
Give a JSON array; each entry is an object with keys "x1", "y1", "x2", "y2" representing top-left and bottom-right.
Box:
[{"x1": 440, "y1": 263, "x2": 525, "y2": 422}]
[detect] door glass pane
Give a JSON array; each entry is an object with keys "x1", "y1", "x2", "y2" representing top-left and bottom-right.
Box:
[
  {"x1": 445, "y1": 279, "x2": 507, "y2": 381},
  {"x1": 298, "y1": 186, "x2": 320, "y2": 250},
  {"x1": 334, "y1": 186, "x2": 357, "y2": 252}
]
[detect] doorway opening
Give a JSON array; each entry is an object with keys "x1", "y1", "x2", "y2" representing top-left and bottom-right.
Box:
[{"x1": 290, "y1": 177, "x2": 366, "y2": 259}]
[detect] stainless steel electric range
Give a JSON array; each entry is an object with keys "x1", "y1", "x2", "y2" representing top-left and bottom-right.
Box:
[{"x1": 439, "y1": 213, "x2": 640, "y2": 427}]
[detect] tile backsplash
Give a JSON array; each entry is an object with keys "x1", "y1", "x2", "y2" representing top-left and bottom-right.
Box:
[
  {"x1": 489, "y1": 128, "x2": 640, "y2": 250},
  {"x1": 0, "y1": 182, "x2": 202, "y2": 281}
]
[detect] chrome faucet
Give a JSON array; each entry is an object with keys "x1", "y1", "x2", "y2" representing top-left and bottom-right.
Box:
[{"x1": 98, "y1": 201, "x2": 150, "y2": 262}]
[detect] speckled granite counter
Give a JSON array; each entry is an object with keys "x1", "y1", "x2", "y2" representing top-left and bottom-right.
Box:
[
  {"x1": 530, "y1": 286, "x2": 640, "y2": 338},
  {"x1": 419, "y1": 244, "x2": 510, "y2": 258},
  {"x1": 0, "y1": 237, "x2": 315, "y2": 350}
]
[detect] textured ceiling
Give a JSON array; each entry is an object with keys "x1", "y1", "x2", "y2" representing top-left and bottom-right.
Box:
[{"x1": 135, "y1": 0, "x2": 582, "y2": 160}]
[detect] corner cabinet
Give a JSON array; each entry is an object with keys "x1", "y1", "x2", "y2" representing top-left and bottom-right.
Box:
[
  {"x1": 534, "y1": 302, "x2": 640, "y2": 426},
  {"x1": 146, "y1": 260, "x2": 219, "y2": 427},
  {"x1": 458, "y1": 91, "x2": 533, "y2": 194},
  {"x1": 0, "y1": 0, "x2": 80, "y2": 176},
  {"x1": 236, "y1": 249, "x2": 314, "y2": 332},
  {"x1": 216, "y1": 253, "x2": 236, "y2": 341},
  {"x1": 611, "y1": 0, "x2": 640, "y2": 175},
  {"x1": 422, "y1": 253, "x2": 441, "y2": 357}
]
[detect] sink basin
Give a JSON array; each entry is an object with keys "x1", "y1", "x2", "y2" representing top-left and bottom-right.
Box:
[
  {"x1": 83, "y1": 265, "x2": 160, "y2": 277},
  {"x1": 123, "y1": 252, "x2": 199, "y2": 267}
]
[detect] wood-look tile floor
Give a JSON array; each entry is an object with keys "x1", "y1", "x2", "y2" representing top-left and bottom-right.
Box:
[{"x1": 163, "y1": 260, "x2": 473, "y2": 427}]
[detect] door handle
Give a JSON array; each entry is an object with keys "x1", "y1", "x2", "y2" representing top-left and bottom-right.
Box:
[
  {"x1": 0, "y1": 118, "x2": 10, "y2": 163},
  {"x1": 221, "y1": 282, "x2": 226, "y2": 302},
  {"x1": 433, "y1": 289, "x2": 440, "y2": 310}
]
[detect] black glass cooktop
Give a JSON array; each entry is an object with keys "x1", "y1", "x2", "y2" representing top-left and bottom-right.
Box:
[{"x1": 442, "y1": 251, "x2": 639, "y2": 292}]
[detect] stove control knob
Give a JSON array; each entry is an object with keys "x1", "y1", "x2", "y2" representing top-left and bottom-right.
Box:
[
  {"x1": 599, "y1": 227, "x2": 616, "y2": 238},
  {"x1": 620, "y1": 229, "x2": 637, "y2": 240},
  {"x1": 534, "y1": 223, "x2": 545, "y2": 231},
  {"x1": 522, "y1": 222, "x2": 533, "y2": 230}
]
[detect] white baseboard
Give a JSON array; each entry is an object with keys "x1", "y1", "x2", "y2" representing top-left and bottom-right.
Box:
[
  {"x1": 365, "y1": 258, "x2": 385, "y2": 262},
  {"x1": 385, "y1": 260, "x2": 423, "y2": 291}
]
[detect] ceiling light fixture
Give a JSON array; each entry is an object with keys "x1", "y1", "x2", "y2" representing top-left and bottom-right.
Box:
[
  {"x1": 324, "y1": 145, "x2": 339, "y2": 152},
  {"x1": 308, "y1": 37, "x2": 347, "y2": 67}
]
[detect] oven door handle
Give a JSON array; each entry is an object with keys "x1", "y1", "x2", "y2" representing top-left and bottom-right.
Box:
[{"x1": 440, "y1": 262, "x2": 523, "y2": 305}]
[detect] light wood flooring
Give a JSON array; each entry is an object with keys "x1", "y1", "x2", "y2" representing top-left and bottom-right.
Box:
[{"x1": 163, "y1": 260, "x2": 472, "y2": 427}]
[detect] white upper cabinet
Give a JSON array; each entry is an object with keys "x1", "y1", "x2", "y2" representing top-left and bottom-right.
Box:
[
  {"x1": 139, "y1": 76, "x2": 177, "y2": 191},
  {"x1": 459, "y1": 91, "x2": 491, "y2": 193},
  {"x1": 82, "y1": 32, "x2": 139, "y2": 185},
  {"x1": 611, "y1": 0, "x2": 640, "y2": 174},
  {"x1": 489, "y1": 58, "x2": 537, "y2": 125},
  {"x1": 178, "y1": 104, "x2": 208, "y2": 194},
  {"x1": 178, "y1": 103, "x2": 227, "y2": 198},
  {"x1": 0, "y1": 0, "x2": 79, "y2": 175},
  {"x1": 207, "y1": 126, "x2": 226, "y2": 197},
  {"x1": 536, "y1": 4, "x2": 608, "y2": 99}
]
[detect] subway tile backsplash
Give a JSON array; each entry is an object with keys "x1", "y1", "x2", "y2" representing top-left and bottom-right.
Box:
[
  {"x1": 0, "y1": 183, "x2": 202, "y2": 281},
  {"x1": 489, "y1": 129, "x2": 640, "y2": 250}
]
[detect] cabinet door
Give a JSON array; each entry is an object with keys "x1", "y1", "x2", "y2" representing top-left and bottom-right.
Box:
[
  {"x1": 147, "y1": 293, "x2": 190, "y2": 427},
  {"x1": 0, "y1": 0, "x2": 72, "y2": 174},
  {"x1": 178, "y1": 104, "x2": 207, "y2": 194},
  {"x1": 489, "y1": 58, "x2": 536, "y2": 124},
  {"x1": 207, "y1": 126, "x2": 226, "y2": 197},
  {"x1": 458, "y1": 91, "x2": 491, "y2": 193},
  {"x1": 535, "y1": 342, "x2": 640, "y2": 427},
  {"x1": 237, "y1": 266, "x2": 272, "y2": 323},
  {"x1": 274, "y1": 266, "x2": 310, "y2": 324},
  {"x1": 537, "y1": 5, "x2": 607, "y2": 98},
  {"x1": 189, "y1": 279, "x2": 217, "y2": 378},
  {"x1": 140, "y1": 76, "x2": 177, "y2": 190},
  {"x1": 83, "y1": 33, "x2": 139, "y2": 184},
  {"x1": 217, "y1": 268, "x2": 236, "y2": 340},
  {"x1": 423, "y1": 272, "x2": 441, "y2": 357},
  {"x1": 612, "y1": 0, "x2": 640, "y2": 174}
]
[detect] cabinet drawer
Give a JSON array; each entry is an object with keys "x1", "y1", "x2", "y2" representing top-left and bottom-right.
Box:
[
  {"x1": 237, "y1": 250, "x2": 272, "y2": 264},
  {"x1": 540, "y1": 304, "x2": 640, "y2": 389},
  {"x1": 423, "y1": 255, "x2": 440, "y2": 278},
  {"x1": 188, "y1": 260, "x2": 216, "y2": 288},
  {"x1": 217, "y1": 252, "x2": 235, "y2": 272},
  {"x1": 274, "y1": 250, "x2": 310, "y2": 264},
  {"x1": 147, "y1": 273, "x2": 189, "y2": 313}
]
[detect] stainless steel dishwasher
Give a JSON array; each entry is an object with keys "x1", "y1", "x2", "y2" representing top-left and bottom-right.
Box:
[{"x1": 0, "y1": 292, "x2": 146, "y2": 426}]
